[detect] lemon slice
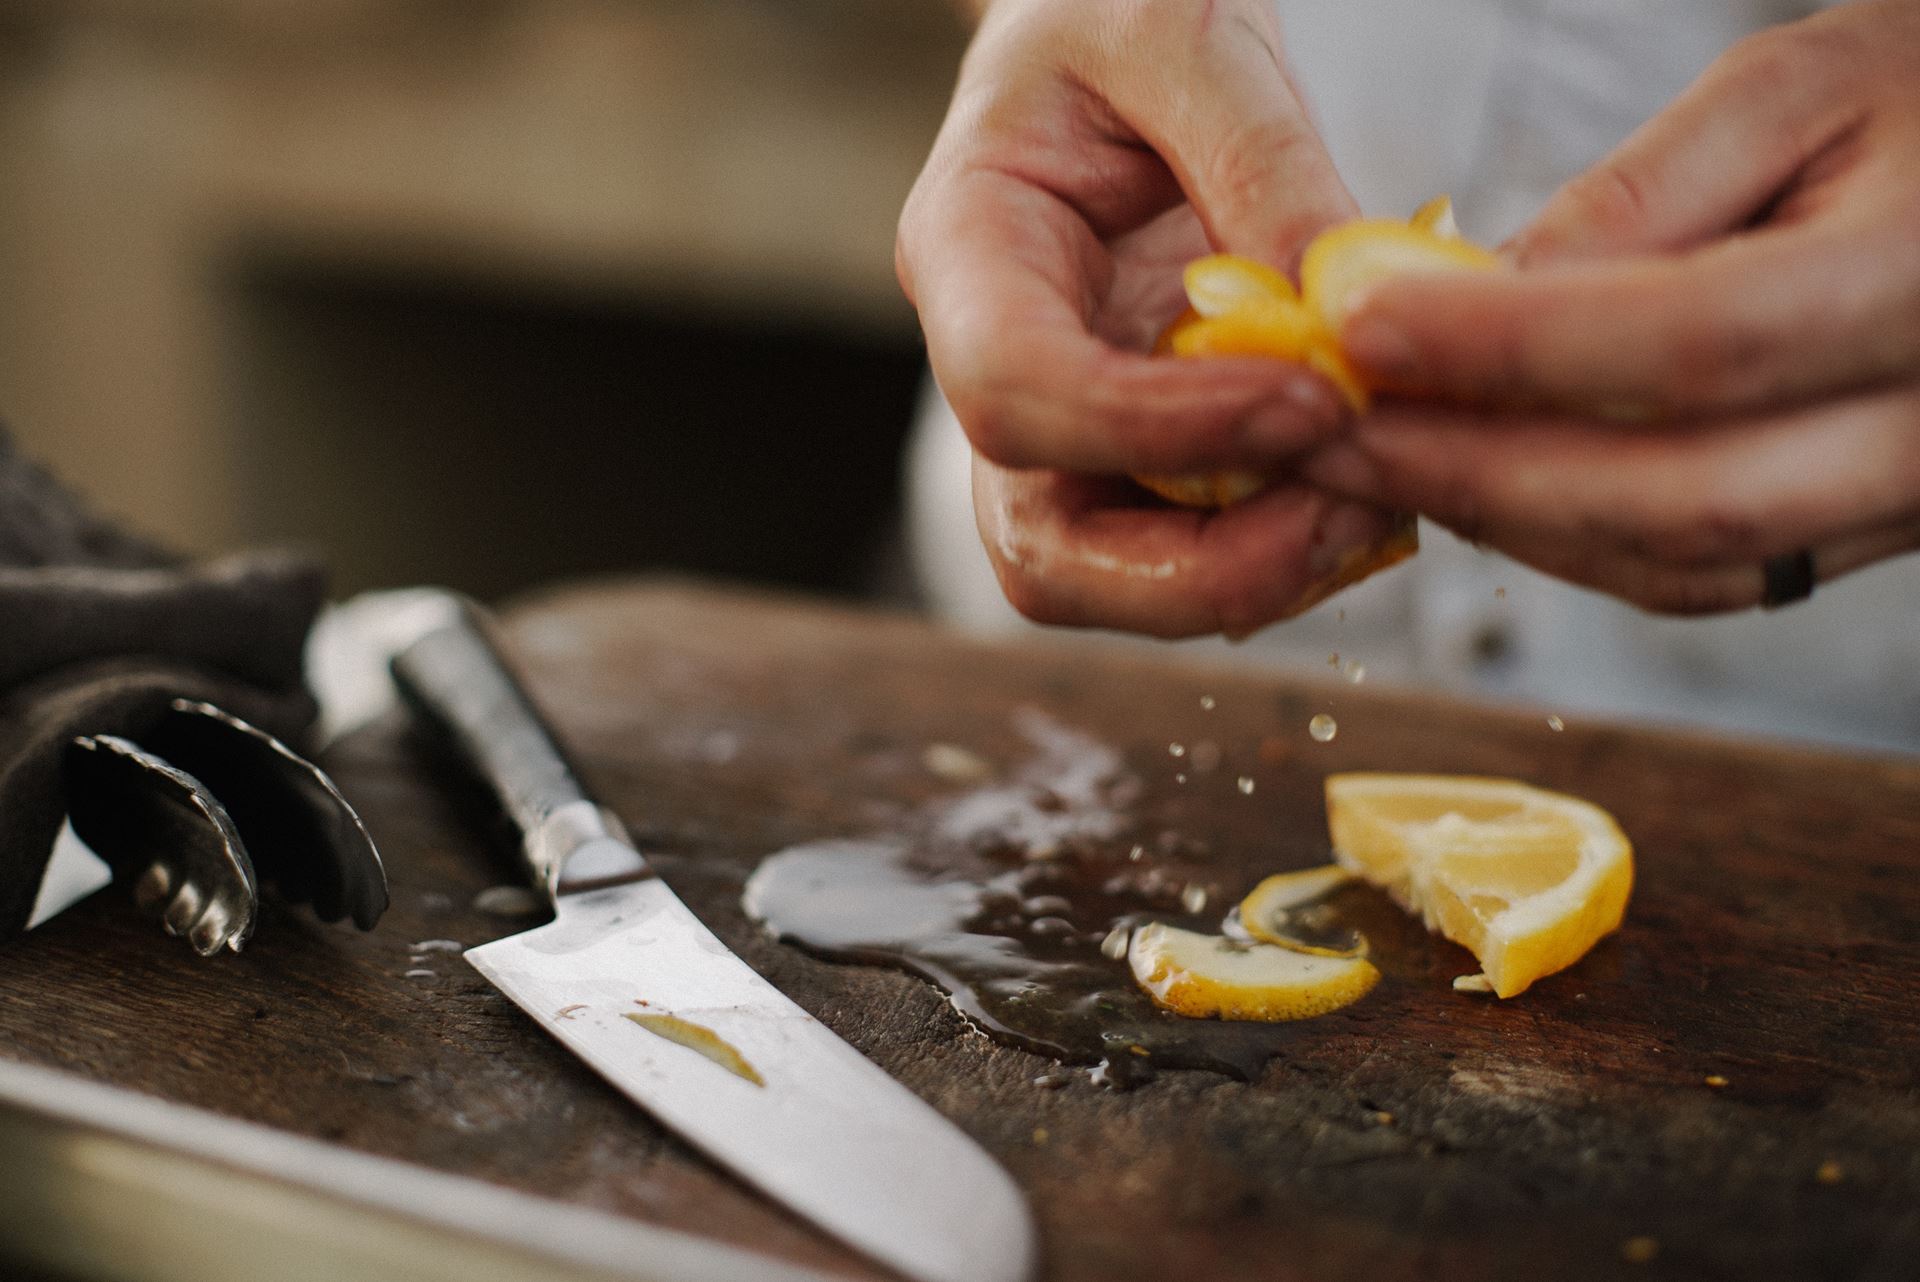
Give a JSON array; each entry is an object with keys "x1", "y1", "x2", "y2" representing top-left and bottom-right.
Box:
[
  {"x1": 1301, "y1": 221, "x2": 1500, "y2": 327},
  {"x1": 1238, "y1": 865, "x2": 1366, "y2": 957},
  {"x1": 1183, "y1": 254, "x2": 1297, "y2": 317},
  {"x1": 1128, "y1": 922, "x2": 1380, "y2": 1021},
  {"x1": 1325, "y1": 774, "x2": 1633, "y2": 998}
]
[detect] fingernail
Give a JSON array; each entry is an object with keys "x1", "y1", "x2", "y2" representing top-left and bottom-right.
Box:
[
  {"x1": 1340, "y1": 309, "x2": 1420, "y2": 382},
  {"x1": 1307, "y1": 505, "x2": 1402, "y2": 579},
  {"x1": 1279, "y1": 505, "x2": 1420, "y2": 619}
]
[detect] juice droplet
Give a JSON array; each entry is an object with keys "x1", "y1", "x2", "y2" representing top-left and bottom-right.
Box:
[
  {"x1": 1168, "y1": 742, "x2": 1186, "y2": 758},
  {"x1": 1100, "y1": 925, "x2": 1131, "y2": 960},
  {"x1": 1547, "y1": 715, "x2": 1565, "y2": 732},
  {"x1": 1345, "y1": 661, "x2": 1366, "y2": 684},
  {"x1": 1174, "y1": 773, "x2": 1188, "y2": 784},
  {"x1": 1309, "y1": 714, "x2": 1338, "y2": 743},
  {"x1": 1199, "y1": 695, "x2": 1216, "y2": 711},
  {"x1": 1180, "y1": 884, "x2": 1209, "y2": 914},
  {"x1": 1495, "y1": 586, "x2": 1507, "y2": 599},
  {"x1": 1236, "y1": 776, "x2": 1256, "y2": 795}
]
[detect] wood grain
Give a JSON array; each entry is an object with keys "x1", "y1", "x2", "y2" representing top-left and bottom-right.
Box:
[{"x1": 3, "y1": 579, "x2": 1916, "y2": 1282}]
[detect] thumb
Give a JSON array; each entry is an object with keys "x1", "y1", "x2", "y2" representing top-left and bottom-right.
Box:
[{"x1": 1107, "y1": 5, "x2": 1356, "y2": 266}]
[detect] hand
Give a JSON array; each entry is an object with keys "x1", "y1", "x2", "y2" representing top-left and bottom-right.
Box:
[
  {"x1": 898, "y1": 0, "x2": 1410, "y2": 637},
  {"x1": 1305, "y1": 1, "x2": 1920, "y2": 614}
]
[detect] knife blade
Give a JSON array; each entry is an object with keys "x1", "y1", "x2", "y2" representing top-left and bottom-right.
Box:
[{"x1": 389, "y1": 600, "x2": 1034, "y2": 1282}]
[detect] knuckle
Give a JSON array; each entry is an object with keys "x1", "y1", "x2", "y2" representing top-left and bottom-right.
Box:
[
  {"x1": 1563, "y1": 161, "x2": 1652, "y2": 240},
  {"x1": 1655, "y1": 309, "x2": 1789, "y2": 410},
  {"x1": 1719, "y1": 27, "x2": 1816, "y2": 97},
  {"x1": 1204, "y1": 117, "x2": 1318, "y2": 222}
]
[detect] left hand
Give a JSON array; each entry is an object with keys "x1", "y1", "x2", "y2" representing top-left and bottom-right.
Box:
[{"x1": 1303, "y1": 0, "x2": 1920, "y2": 613}]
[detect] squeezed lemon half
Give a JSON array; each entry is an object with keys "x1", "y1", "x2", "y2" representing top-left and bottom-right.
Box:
[
  {"x1": 1136, "y1": 196, "x2": 1500, "y2": 511},
  {"x1": 1128, "y1": 922, "x2": 1380, "y2": 1021},
  {"x1": 1325, "y1": 773, "x2": 1634, "y2": 998}
]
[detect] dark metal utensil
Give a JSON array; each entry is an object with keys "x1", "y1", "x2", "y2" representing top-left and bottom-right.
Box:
[
  {"x1": 58, "y1": 699, "x2": 388, "y2": 953},
  {"x1": 63, "y1": 736, "x2": 259, "y2": 956},
  {"x1": 144, "y1": 700, "x2": 387, "y2": 930}
]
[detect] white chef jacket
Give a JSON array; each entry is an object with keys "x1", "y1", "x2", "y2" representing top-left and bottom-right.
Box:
[{"x1": 906, "y1": 0, "x2": 1920, "y2": 754}]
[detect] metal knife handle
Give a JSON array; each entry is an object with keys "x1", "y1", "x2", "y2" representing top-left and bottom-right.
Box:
[{"x1": 390, "y1": 602, "x2": 646, "y2": 902}]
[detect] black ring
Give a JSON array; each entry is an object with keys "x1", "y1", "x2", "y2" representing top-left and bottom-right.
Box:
[{"x1": 1761, "y1": 550, "x2": 1816, "y2": 609}]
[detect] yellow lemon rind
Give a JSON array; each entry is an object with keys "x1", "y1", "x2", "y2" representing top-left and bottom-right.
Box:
[{"x1": 1128, "y1": 922, "x2": 1380, "y2": 1021}]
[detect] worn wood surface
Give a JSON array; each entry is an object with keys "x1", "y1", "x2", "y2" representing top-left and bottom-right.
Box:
[{"x1": 3, "y1": 579, "x2": 1918, "y2": 1282}]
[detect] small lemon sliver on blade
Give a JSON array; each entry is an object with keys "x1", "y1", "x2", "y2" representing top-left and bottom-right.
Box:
[
  {"x1": 1301, "y1": 221, "x2": 1501, "y2": 326},
  {"x1": 1183, "y1": 254, "x2": 1297, "y2": 317},
  {"x1": 1239, "y1": 865, "x2": 1367, "y2": 957},
  {"x1": 1128, "y1": 922, "x2": 1380, "y2": 1021},
  {"x1": 1325, "y1": 773, "x2": 1633, "y2": 998}
]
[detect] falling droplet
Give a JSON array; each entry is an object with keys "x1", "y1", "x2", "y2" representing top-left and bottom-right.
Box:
[
  {"x1": 1345, "y1": 661, "x2": 1366, "y2": 684},
  {"x1": 1309, "y1": 714, "x2": 1338, "y2": 743},
  {"x1": 1180, "y1": 884, "x2": 1209, "y2": 914},
  {"x1": 1495, "y1": 586, "x2": 1507, "y2": 599},
  {"x1": 1127, "y1": 844, "x2": 1146, "y2": 862},
  {"x1": 1174, "y1": 772, "x2": 1188, "y2": 784},
  {"x1": 1199, "y1": 695, "x2": 1216, "y2": 711},
  {"x1": 1237, "y1": 776, "x2": 1256, "y2": 795},
  {"x1": 1547, "y1": 715, "x2": 1565, "y2": 732},
  {"x1": 1327, "y1": 651, "x2": 1341, "y2": 667},
  {"x1": 1168, "y1": 742, "x2": 1186, "y2": 758}
]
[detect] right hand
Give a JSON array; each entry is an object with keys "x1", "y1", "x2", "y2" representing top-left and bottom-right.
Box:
[{"x1": 897, "y1": 0, "x2": 1407, "y2": 637}]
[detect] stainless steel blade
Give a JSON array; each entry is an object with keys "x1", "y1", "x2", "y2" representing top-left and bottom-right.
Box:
[
  {"x1": 467, "y1": 878, "x2": 1034, "y2": 1282},
  {"x1": 386, "y1": 597, "x2": 1034, "y2": 1282}
]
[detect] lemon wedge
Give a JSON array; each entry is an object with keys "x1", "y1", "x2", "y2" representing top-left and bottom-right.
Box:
[
  {"x1": 1238, "y1": 865, "x2": 1366, "y2": 958},
  {"x1": 1183, "y1": 254, "x2": 1299, "y2": 317},
  {"x1": 1325, "y1": 774, "x2": 1633, "y2": 998},
  {"x1": 1128, "y1": 922, "x2": 1380, "y2": 1021},
  {"x1": 1301, "y1": 221, "x2": 1500, "y2": 328},
  {"x1": 1141, "y1": 197, "x2": 1499, "y2": 513}
]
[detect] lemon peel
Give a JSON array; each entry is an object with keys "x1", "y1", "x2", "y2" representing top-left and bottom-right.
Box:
[{"x1": 1128, "y1": 922, "x2": 1380, "y2": 1021}]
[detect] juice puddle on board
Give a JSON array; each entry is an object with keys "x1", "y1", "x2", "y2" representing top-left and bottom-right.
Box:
[{"x1": 743, "y1": 836, "x2": 1400, "y2": 1087}]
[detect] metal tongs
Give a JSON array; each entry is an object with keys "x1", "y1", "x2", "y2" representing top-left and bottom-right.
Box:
[{"x1": 60, "y1": 698, "x2": 387, "y2": 955}]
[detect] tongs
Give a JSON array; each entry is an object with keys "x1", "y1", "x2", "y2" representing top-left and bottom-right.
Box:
[{"x1": 61, "y1": 698, "x2": 387, "y2": 955}]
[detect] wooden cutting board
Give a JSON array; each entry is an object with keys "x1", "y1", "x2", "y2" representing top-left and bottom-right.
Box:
[{"x1": 3, "y1": 579, "x2": 1916, "y2": 1282}]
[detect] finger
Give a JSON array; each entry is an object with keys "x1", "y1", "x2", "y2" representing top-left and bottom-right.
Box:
[
  {"x1": 905, "y1": 167, "x2": 1350, "y2": 473},
  {"x1": 1102, "y1": 3, "x2": 1358, "y2": 265},
  {"x1": 972, "y1": 455, "x2": 1410, "y2": 638},
  {"x1": 1302, "y1": 388, "x2": 1920, "y2": 567},
  {"x1": 1459, "y1": 519, "x2": 1920, "y2": 617},
  {"x1": 1339, "y1": 220, "x2": 1919, "y2": 417},
  {"x1": 1509, "y1": 22, "x2": 1867, "y2": 265}
]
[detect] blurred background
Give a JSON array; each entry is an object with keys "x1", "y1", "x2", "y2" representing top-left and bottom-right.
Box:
[{"x1": 0, "y1": 0, "x2": 967, "y2": 601}]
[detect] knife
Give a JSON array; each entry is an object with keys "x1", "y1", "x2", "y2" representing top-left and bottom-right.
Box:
[{"x1": 389, "y1": 600, "x2": 1034, "y2": 1282}]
